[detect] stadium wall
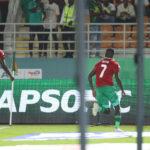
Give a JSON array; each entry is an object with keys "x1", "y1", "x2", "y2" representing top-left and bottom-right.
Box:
[
  {"x1": 4, "y1": 58, "x2": 76, "y2": 79},
  {"x1": 0, "y1": 58, "x2": 150, "y2": 125}
]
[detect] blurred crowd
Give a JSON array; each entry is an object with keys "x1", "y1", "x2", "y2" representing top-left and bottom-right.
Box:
[
  {"x1": 20, "y1": 0, "x2": 150, "y2": 25},
  {"x1": 20, "y1": 0, "x2": 76, "y2": 58},
  {"x1": 0, "y1": 0, "x2": 150, "y2": 57},
  {"x1": 89, "y1": 0, "x2": 150, "y2": 24}
]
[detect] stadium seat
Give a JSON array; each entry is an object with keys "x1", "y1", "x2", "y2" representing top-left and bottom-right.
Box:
[
  {"x1": 146, "y1": 35, "x2": 150, "y2": 48},
  {"x1": 115, "y1": 25, "x2": 131, "y2": 38},
  {"x1": 85, "y1": 15, "x2": 90, "y2": 23},
  {"x1": 144, "y1": 16, "x2": 149, "y2": 23},
  {"x1": 101, "y1": 25, "x2": 113, "y2": 48},
  {"x1": 130, "y1": 37, "x2": 147, "y2": 48},
  {"x1": 113, "y1": 25, "x2": 131, "y2": 48},
  {"x1": 130, "y1": 25, "x2": 148, "y2": 48},
  {"x1": 129, "y1": 38, "x2": 137, "y2": 48},
  {"x1": 101, "y1": 25, "x2": 114, "y2": 38},
  {"x1": 131, "y1": 25, "x2": 148, "y2": 38},
  {"x1": 146, "y1": 26, "x2": 150, "y2": 47},
  {"x1": 129, "y1": 26, "x2": 137, "y2": 48},
  {"x1": 147, "y1": 41, "x2": 150, "y2": 48},
  {"x1": 101, "y1": 36, "x2": 113, "y2": 48},
  {"x1": 100, "y1": 25, "x2": 113, "y2": 48}
]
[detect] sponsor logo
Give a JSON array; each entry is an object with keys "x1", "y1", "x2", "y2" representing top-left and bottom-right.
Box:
[
  {"x1": 0, "y1": 90, "x2": 131, "y2": 113},
  {"x1": 28, "y1": 70, "x2": 41, "y2": 76},
  {"x1": 0, "y1": 69, "x2": 42, "y2": 79}
]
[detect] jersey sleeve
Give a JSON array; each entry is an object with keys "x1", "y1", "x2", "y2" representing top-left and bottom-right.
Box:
[
  {"x1": 113, "y1": 61, "x2": 120, "y2": 72},
  {"x1": 0, "y1": 50, "x2": 5, "y2": 59}
]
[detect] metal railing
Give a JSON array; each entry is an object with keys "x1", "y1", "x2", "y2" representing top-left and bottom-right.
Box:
[{"x1": 0, "y1": 22, "x2": 150, "y2": 57}]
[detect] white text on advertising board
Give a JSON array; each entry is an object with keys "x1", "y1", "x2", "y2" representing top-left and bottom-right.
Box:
[{"x1": 0, "y1": 90, "x2": 131, "y2": 113}]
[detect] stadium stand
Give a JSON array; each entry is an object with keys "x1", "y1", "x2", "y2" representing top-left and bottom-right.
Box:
[
  {"x1": 101, "y1": 25, "x2": 113, "y2": 48},
  {"x1": 2, "y1": 0, "x2": 150, "y2": 58},
  {"x1": 113, "y1": 25, "x2": 131, "y2": 48}
]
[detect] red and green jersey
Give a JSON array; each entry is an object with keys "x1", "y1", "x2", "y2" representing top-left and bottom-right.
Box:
[
  {"x1": 0, "y1": 49, "x2": 5, "y2": 59},
  {"x1": 93, "y1": 58, "x2": 120, "y2": 87}
]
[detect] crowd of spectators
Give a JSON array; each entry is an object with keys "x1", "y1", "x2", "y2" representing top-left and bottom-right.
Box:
[
  {"x1": 0, "y1": 1, "x2": 9, "y2": 50},
  {"x1": 20, "y1": 0, "x2": 75, "y2": 58},
  {"x1": 27, "y1": 0, "x2": 45, "y2": 57},
  {"x1": 42, "y1": 0, "x2": 60, "y2": 57},
  {"x1": 89, "y1": 0, "x2": 150, "y2": 24},
  {"x1": 60, "y1": 0, "x2": 75, "y2": 58},
  {"x1": 88, "y1": 0, "x2": 150, "y2": 57},
  {"x1": 17, "y1": 0, "x2": 150, "y2": 57}
]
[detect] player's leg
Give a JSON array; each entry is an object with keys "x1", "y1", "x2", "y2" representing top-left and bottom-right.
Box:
[
  {"x1": 69, "y1": 28, "x2": 75, "y2": 58},
  {"x1": 52, "y1": 29, "x2": 58, "y2": 56},
  {"x1": 37, "y1": 25, "x2": 44, "y2": 57},
  {"x1": 114, "y1": 105, "x2": 122, "y2": 131},
  {"x1": 43, "y1": 29, "x2": 50, "y2": 57},
  {"x1": 62, "y1": 26, "x2": 69, "y2": 57},
  {"x1": 92, "y1": 86, "x2": 102, "y2": 116},
  {"x1": 104, "y1": 86, "x2": 122, "y2": 131},
  {"x1": 29, "y1": 25, "x2": 35, "y2": 57},
  {"x1": 95, "y1": 86, "x2": 110, "y2": 115}
]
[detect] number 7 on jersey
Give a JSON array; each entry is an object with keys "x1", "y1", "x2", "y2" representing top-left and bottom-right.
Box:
[{"x1": 99, "y1": 64, "x2": 107, "y2": 78}]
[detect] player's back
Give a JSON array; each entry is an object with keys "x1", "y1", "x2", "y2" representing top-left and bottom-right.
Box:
[
  {"x1": 94, "y1": 58, "x2": 120, "y2": 87},
  {"x1": 0, "y1": 49, "x2": 5, "y2": 59}
]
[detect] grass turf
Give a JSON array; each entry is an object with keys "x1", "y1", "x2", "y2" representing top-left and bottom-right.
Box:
[{"x1": 0, "y1": 125, "x2": 150, "y2": 146}]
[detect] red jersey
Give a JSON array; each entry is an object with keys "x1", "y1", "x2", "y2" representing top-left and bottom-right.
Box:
[
  {"x1": 93, "y1": 58, "x2": 120, "y2": 87},
  {"x1": 0, "y1": 49, "x2": 5, "y2": 59}
]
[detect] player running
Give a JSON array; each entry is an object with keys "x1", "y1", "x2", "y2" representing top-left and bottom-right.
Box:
[
  {"x1": 88, "y1": 48, "x2": 125, "y2": 131},
  {"x1": 0, "y1": 49, "x2": 14, "y2": 81}
]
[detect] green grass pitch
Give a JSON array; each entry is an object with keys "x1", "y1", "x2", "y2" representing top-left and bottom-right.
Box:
[{"x1": 0, "y1": 125, "x2": 150, "y2": 146}]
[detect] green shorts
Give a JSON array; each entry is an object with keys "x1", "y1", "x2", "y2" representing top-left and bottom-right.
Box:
[{"x1": 96, "y1": 85, "x2": 119, "y2": 109}]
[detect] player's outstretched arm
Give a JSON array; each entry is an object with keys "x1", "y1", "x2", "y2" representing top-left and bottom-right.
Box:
[
  {"x1": 88, "y1": 69, "x2": 96, "y2": 97},
  {"x1": 0, "y1": 58, "x2": 14, "y2": 81},
  {"x1": 115, "y1": 71, "x2": 125, "y2": 96}
]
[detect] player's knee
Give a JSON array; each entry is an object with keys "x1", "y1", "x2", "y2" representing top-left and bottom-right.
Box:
[
  {"x1": 115, "y1": 110, "x2": 120, "y2": 115},
  {"x1": 104, "y1": 108, "x2": 110, "y2": 114},
  {"x1": 114, "y1": 105, "x2": 120, "y2": 115}
]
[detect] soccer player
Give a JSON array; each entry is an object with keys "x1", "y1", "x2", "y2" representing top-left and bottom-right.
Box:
[
  {"x1": 0, "y1": 49, "x2": 14, "y2": 81},
  {"x1": 88, "y1": 48, "x2": 125, "y2": 131}
]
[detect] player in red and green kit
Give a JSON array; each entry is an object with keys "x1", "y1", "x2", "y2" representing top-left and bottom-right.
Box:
[
  {"x1": 0, "y1": 49, "x2": 14, "y2": 81},
  {"x1": 88, "y1": 48, "x2": 125, "y2": 131}
]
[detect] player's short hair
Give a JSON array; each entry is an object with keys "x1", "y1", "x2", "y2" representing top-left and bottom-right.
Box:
[
  {"x1": 105, "y1": 48, "x2": 114, "y2": 58},
  {"x1": 106, "y1": 48, "x2": 114, "y2": 54}
]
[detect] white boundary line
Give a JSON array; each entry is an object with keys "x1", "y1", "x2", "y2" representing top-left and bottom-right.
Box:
[
  {"x1": 0, "y1": 144, "x2": 150, "y2": 150},
  {"x1": 0, "y1": 127, "x2": 9, "y2": 130},
  {"x1": 4, "y1": 131, "x2": 150, "y2": 141}
]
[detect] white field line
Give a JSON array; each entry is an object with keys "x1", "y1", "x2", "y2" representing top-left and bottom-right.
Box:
[
  {"x1": 0, "y1": 144, "x2": 150, "y2": 150},
  {"x1": 0, "y1": 127, "x2": 9, "y2": 130}
]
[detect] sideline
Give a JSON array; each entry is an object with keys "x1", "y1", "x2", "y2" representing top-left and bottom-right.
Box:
[
  {"x1": 0, "y1": 144, "x2": 150, "y2": 150},
  {"x1": 5, "y1": 131, "x2": 150, "y2": 141},
  {"x1": 0, "y1": 127, "x2": 9, "y2": 130}
]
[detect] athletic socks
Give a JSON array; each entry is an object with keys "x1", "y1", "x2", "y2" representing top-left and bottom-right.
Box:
[{"x1": 115, "y1": 115, "x2": 121, "y2": 129}]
